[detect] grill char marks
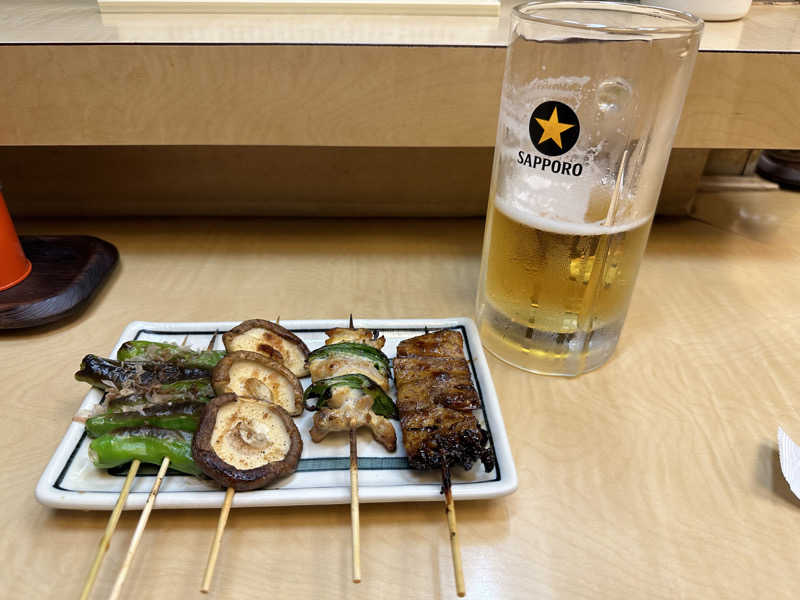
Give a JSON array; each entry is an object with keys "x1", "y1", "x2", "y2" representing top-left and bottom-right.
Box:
[
  {"x1": 394, "y1": 330, "x2": 494, "y2": 473},
  {"x1": 396, "y1": 329, "x2": 465, "y2": 359},
  {"x1": 393, "y1": 357, "x2": 480, "y2": 412}
]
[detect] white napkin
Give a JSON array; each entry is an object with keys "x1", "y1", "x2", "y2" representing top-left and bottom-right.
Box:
[{"x1": 778, "y1": 427, "x2": 800, "y2": 500}]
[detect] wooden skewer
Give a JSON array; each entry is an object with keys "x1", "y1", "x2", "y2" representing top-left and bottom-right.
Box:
[
  {"x1": 200, "y1": 320, "x2": 275, "y2": 592},
  {"x1": 82, "y1": 332, "x2": 202, "y2": 598},
  {"x1": 208, "y1": 330, "x2": 218, "y2": 351},
  {"x1": 349, "y1": 428, "x2": 362, "y2": 583},
  {"x1": 109, "y1": 456, "x2": 170, "y2": 600},
  {"x1": 442, "y1": 462, "x2": 466, "y2": 597},
  {"x1": 345, "y1": 312, "x2": 362, "y2": 583},
  {"x1": 78, "y1": 459, "x2": 141, "y2": 600},
  {"x1": 200, "y1": 327, "x2": 233, "y2": 593},
  {"x1": 200, "y1": 487, "x2": 235, "y2": 593}
]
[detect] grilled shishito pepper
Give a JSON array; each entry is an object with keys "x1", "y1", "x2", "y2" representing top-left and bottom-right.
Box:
[
  {"x1": 104, "y1": 380, "x2": 215, "y2": 412},
  {"x1": 88, "y1": 426, "x2": 200, "y2": 475},
  {"x1": 117, "y1": 341, "x2": 225, "y2": 371},
  {"x1": 85, "y1": 402, "x2": 205, "y2": 437},
  {"x1": 75, "y1": 354, "x2": 209, "y2": 390},
  {"x1": 304, "y1": 374, "x2": 396, "y2": 418},
  {"x1": 158, "y1": 379, "x2": 215, "y2": 398}
]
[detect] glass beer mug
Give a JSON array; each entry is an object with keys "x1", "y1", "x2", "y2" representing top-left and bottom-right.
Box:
[{"x1": 476, "y1": 2, "x2": 702, "y2": 376}]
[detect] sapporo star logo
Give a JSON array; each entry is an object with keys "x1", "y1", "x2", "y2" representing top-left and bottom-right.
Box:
[
  {"x1": 535, "y1": 107, "x2": 574, "y2": 149},
  {"x1": 529, "y1": 101, "x2": 580, "y2": 157}
]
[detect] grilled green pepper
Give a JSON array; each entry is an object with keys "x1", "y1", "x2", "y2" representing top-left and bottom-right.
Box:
[
  {"x1": 104, "y1": 379, "x2": 214, "y2": 412},
  {"x1": 75, "y1": 354, "x2": 209, "y2": 390},
  {"x1": 306, "y1": 343, "x2": 391, "y2": 377},
  {"x1": 85, "y1": 402, "x2": 205, "y2": 437},
  {"x1": 88, "y1": 426, "x2": 200, "y2": 475},
  {"x1": 105, "y1": 394, "x2": 151, "y2": 413},
  {"x1": 158, "y1": 379, "x2": 214, "y2": 398},
  {"x1": 117, "y1": 341, "x2": 225, "y2": 370},
  {"x1": 304, "y1": 373, "x2": 396, "y2": 418}
]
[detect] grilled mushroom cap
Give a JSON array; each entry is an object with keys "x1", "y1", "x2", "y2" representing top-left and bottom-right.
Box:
[
  {"x1": 212, "y1": 351, "x2": 304, "y2": 416},
  {"x1": 192, "y1": 394, "x2": 303, "y2": 491},
  {"x1": 223, "y1": 319, "x2": 310, "y2": 378}
]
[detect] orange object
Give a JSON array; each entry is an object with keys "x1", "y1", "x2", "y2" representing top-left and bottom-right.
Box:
[{"x1": 0, "y1": 189, "x2": 31, "y2": 291}]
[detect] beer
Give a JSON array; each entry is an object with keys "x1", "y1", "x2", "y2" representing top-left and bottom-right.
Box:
[
  {"x1": 476, "y1": 197, "x2": 651, "y2": 375},
  {"x1": 476, "y1": 3, "x2": 700, "y2": 374}
]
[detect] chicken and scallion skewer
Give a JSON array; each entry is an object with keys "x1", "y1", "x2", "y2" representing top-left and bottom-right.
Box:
[{"x1": 303, "y1": 315, "x2": 397, "y2": 583}]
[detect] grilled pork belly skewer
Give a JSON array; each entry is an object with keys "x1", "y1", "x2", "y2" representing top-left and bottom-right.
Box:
[
  {"x1": 304, "y1": 315, "x2": 396, "y2": 583},
  {"x1": 394, "y1": 329, "x2": 495, "y2": 598},
  {"x1": 199, "y1": 318, "x2": 305, "y2": 593},
  {"x1": 108, "y1": 333, "x2": 218, "y2": 600}
]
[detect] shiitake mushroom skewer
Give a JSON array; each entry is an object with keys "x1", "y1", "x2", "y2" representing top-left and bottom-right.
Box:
[
  {"x1": 196, "y1": 394, "x2": 303, "y2": 593},
  {"x1": 198, "y1": 318, "x2": 306, "y2": 593}
]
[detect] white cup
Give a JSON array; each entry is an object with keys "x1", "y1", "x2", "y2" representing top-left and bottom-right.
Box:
[{"x1": 641, "y1": 0, "x2": 751, "y2": 21}]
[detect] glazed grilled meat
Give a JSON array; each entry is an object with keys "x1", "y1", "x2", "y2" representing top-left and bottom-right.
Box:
[
  {"x1": 393, "y1": 357, "x2": 480, "y2": 412},
  {"x1": 394, "y1": 330, "x2": 494, "y2": 473},
  {"x1": 400, "y1": 406, "x2": 491, "y2": 472},
  {"x1": 396, "y1": 329, "x2": 465, "y2": 359}
]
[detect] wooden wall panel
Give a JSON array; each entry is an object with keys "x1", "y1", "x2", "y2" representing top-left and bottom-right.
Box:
[
  {"x1": 0, "y1": 146, "x2": 494, "y2": 217},
  {"x1": 1, "y1": 145, "x2": 713, "y2": 218},
  {"x1": 0, "y1": 45, "x2": 798, "y2": 149}
]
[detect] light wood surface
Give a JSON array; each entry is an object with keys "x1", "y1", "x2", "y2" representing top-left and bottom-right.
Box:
[
  {"x1": 78, "y1": 459, "x2": 141, "y2": 600},
  {"x1": 0, "y1": 44, "x2": 798, "y2": 149},
  {"x1": 2, "y1": 191, "x2": 800, "y2": 599},
  {"x1": 0, "y1": 3, "x2": 799, "y2": 149}
]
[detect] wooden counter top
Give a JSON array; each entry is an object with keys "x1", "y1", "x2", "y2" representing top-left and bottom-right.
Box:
[{"x1": 2, "y1": 189, "x2": 799, "y2": 598}]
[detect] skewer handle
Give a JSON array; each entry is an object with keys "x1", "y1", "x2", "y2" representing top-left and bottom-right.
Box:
[
  {"x1": 108, "y1": 457, "x2": 170, "y2": 600},
  {"x1": 444, "y1": 484, "x2": 466, "y2": 597},
  {"x1": 201, "y1": 487, "x2": 235, "y2": 594},
  {"x1": 79, "y1": 460, "x2": 141, "y2": 600},
  {"x1": 350, "y1": 428, "x2": 361, "y2": 583}
]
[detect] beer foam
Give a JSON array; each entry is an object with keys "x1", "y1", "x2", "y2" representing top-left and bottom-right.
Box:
[
  {"x1": 496, "y1": 71, "x2": 652, "y2": 229},
  {"x1": 494, "y1": 194, "x2": 651, "y2": 236}
]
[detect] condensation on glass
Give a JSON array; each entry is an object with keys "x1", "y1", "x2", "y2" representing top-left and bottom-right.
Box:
[{"x1": 476, "y1": 1, "x2": 702, "y2": 376}]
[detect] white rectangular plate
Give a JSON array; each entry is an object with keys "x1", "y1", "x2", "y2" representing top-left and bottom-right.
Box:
[{"x1": 36, "y1": 318, "x2": 517, "y2": 510}]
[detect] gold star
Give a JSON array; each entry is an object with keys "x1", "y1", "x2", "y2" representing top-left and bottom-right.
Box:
[{"x1": 535, "y1": 107, "x2": 575, "y2": 149}]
